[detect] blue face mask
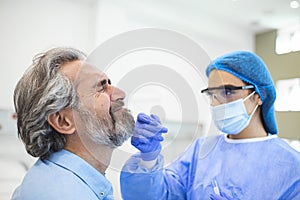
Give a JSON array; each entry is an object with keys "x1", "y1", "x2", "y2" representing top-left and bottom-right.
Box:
[{"x1": 211, "y1": 91, "x2": 258, "y2": 135}]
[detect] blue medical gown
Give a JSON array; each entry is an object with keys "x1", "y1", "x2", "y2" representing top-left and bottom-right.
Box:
[{"x1": 120, "y1": 135, "x2": 300, "y2": 200}]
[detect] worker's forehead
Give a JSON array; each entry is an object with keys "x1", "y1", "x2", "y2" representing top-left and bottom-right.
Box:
[{"x1": 208, "y1": 69, "x2": 245, "y2": 87}]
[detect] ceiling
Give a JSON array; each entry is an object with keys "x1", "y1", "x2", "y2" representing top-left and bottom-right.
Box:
[
  {"x1": 83, "y1": 0, "x2": 300, "y2": 34},
  {"x1": 119, "y1": 0, "x2": 300, "y2": 34},
  {"x1": 180, "y1": 0, "x2": 300, "y2": 34}
]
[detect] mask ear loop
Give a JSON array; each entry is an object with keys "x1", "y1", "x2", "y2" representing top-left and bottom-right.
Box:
[
  {"x1": 249, "y1": 104, "x2": 259, "y2": 118},
  {"x1": 243, "y1": 91, "x2": 256, "y2": 102},
  {"x1": 243, "y1": 91, "x2": 258, "y2": 117}
]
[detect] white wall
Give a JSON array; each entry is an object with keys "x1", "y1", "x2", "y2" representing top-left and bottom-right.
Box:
[
  {"x1": 94, "y1": 0, "x2": 254, "y2": 58},
  {"x1": 0, "y1": 0, "x2": 97, "y2": 109},
  {"x1": 0, "y1": 0, "x2": 254, "y2": 110}
]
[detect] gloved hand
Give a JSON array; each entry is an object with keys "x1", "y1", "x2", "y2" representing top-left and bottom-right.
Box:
[{"x1": 131, "y1": 113, "x2": 168, "y2": 161}]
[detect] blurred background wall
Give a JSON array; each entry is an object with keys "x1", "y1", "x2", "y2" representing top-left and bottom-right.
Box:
[{"x1": 256, "y1": 30, "x2": 300, "y2": 140}]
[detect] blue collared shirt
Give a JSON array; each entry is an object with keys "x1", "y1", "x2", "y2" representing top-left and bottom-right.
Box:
[{"x1": 12, "y1": 149, "x2": 114, "y2": 200}]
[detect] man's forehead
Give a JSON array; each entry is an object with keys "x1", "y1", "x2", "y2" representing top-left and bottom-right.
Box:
[
  {"x1": 60, "y1": 60, "x2": 82, "y2": 81},
  {"x1": 60, "y1": 60, "x2": 107, "y2": 81},
  {"x1": 78, "y1": 62, "x2": 106, "y2": 77}
]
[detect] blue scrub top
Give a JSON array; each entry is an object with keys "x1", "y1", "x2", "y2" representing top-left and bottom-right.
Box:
[
  {"x1": 12, "y1": 149, "x2": 113, "y2": 200},
  {"x1": 121, "y1": 134, "x2": 300, "y2": 200}
]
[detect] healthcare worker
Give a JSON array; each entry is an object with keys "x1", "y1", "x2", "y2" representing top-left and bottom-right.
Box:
[{"x1": 120, "y1": 51, "x2": 300, "y2": 200}]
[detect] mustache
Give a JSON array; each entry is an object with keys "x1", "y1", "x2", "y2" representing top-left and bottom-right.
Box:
[{"x1": 110, "y1": 100, "x2": 125, "y2": 113}]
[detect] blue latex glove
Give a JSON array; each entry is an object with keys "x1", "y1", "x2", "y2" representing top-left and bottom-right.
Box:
[{"x1": 131, "y1": 113, "x2": 168, "y2": 161}]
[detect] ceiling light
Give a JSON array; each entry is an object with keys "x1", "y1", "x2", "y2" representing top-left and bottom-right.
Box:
[{"x1": 290, "y1": 0, "x2": 299, "y2": 8}]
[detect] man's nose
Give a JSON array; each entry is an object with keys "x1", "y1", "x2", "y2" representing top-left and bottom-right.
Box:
[{"x1": 108, "y1": 85, "x2": 126, "y2": 101}]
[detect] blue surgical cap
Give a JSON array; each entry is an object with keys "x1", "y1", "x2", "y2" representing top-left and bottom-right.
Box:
[{"x1": 206, "y1": 50, "x2": 278, "y2": 134}]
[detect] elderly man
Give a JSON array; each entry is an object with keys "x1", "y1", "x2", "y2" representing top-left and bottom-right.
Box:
[{"x1": 12, "y1": 47, "x2": 135, "y2": 200}]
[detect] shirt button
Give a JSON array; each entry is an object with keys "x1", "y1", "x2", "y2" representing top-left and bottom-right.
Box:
[{"x1": 100, "y1": 192, "x2": 104, "y2": 196}]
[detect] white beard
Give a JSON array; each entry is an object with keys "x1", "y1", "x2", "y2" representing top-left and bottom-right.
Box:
[{"x1": 74, "y1": 102, "x2": 135, "y2": 148}]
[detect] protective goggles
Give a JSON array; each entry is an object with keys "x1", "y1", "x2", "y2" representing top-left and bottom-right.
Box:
[{"x1": 201, "y1": 85, "x2": 254, "y2": 103}]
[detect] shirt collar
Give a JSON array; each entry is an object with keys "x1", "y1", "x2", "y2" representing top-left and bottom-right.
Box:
[{"x1": 46, "y1": 149, "x2": 113, "y2": 199}]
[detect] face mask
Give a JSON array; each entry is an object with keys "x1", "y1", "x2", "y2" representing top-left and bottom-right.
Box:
[{"x1": 211, "y1": 91, "x2": 258, "y2": 135}]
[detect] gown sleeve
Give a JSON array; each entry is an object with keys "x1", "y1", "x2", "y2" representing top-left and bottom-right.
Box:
[
  {"x1": 120, "y1": 138, "x2": 204, "y2": 200},
  {"x1": 278, "y1": 178, "x2": 300, "y2": 200}
]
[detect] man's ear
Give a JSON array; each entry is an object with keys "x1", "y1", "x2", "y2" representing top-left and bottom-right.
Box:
[{"x1": 48, "y1": 109, "x2": 75, "y2": 135}]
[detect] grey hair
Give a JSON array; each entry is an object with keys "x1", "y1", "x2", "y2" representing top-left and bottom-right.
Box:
[{"x1": 14, "y1": 47, "x2": 86, "y2": 159}]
